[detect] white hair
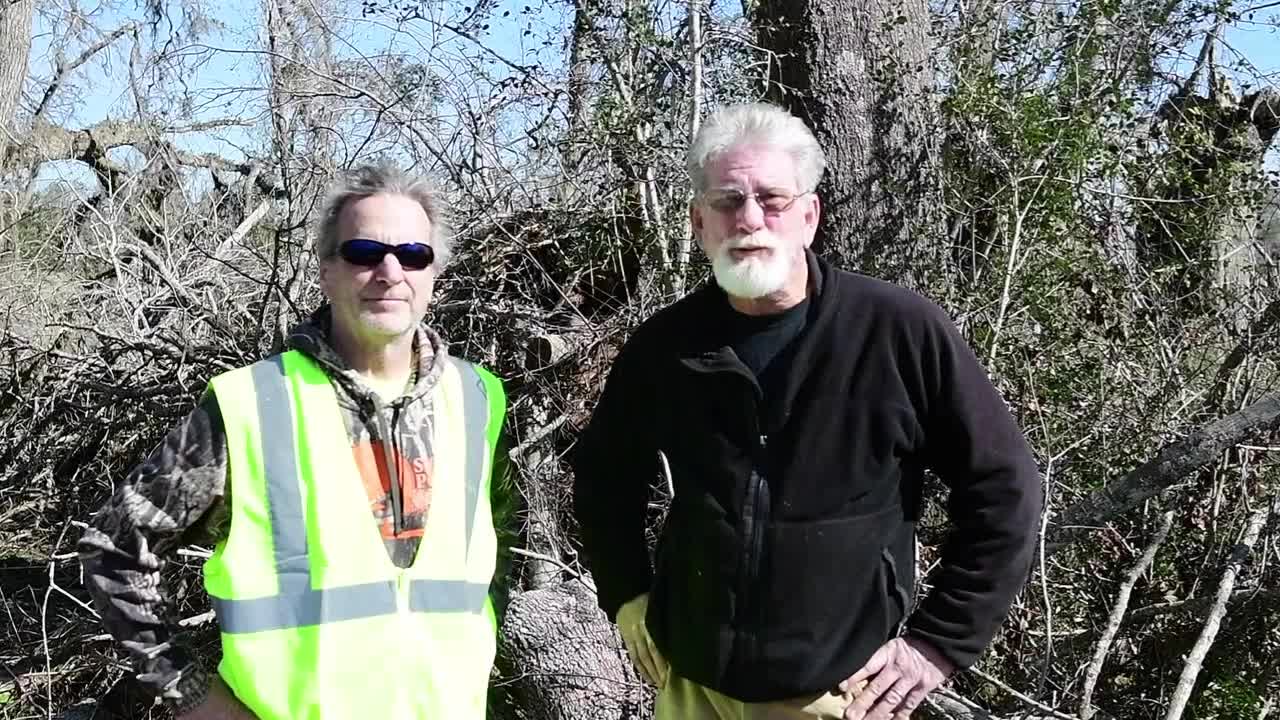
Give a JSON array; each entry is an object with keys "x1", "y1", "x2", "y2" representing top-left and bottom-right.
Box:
[
  {"x1": 315, "y1": 161, "x2": 452, "y2": 267},
  {"x1": 686, "y1": 102, "x2": 826, "y2": 195}
]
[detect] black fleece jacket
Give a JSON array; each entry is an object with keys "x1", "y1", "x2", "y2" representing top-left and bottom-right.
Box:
[{"x1": 571, "y1": 250, "x2": 1042, "y2": 701}]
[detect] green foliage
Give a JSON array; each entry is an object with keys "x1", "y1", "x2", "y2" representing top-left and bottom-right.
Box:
[
  {"x1": 1191, "y1": 677, "x2": 1264, "y2": 719},
  {"x1": 939, "y1": 0, "x2": 1280, "y2": 715}
]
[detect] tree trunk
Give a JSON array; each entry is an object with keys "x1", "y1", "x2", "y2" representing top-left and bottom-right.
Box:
[
  {"x1": 0, "y1": 0, "x2": 35, "y2": 169},
  {"x1": 563, "y1": 0, "x2": 593, "y2": 177},
  {"x1": 752, "y1": 0, "x2": 948, "y2": 293},
  {"x1": 492, "y1": 580, "x2": 654, "y2": 720}
]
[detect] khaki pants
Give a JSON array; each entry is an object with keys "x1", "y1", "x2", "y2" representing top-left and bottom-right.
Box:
[{"x1": 654, "y1": 674, "x2": 854, "y2": 720}]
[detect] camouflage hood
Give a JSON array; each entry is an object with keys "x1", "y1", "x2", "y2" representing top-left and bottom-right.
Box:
[{"x1": 284, "y1": 304, "x2": 448, "y2": 411}]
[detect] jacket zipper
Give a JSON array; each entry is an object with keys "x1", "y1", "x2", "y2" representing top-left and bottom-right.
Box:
[
  {"x1": 687, "y1": 352, "x2": 769, "y2": 632},
  {"x1": 385, "y1": 403, "x2": 404, "y2": 536},
  {"x1": 736, "y1": 425, "x2": 770, "y2": 632},
  {"x1": 738, "y1": 466, "x2": 759, "y2": 619},
  {"x1": 746, "y1": 434, "x2": 768, "y2": 611}
]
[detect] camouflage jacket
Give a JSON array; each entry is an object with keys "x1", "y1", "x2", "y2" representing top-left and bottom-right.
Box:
[{"x1": 76, "y1": 307, "x2": 512, "y2": 710}]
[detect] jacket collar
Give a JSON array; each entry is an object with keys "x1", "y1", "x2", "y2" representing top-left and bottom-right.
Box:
[{"x1": 676, "y1": 249, "x2": 834, "y2": 414}]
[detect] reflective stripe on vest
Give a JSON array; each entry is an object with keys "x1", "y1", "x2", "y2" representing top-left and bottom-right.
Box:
[{"x1": 211, "y1": 354, "x2": 492, "y2": 634}]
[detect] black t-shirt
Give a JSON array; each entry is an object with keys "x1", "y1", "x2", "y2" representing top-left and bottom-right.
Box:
[{"x1": 724, "y1": 296, "x2": 810, "y2": 392}]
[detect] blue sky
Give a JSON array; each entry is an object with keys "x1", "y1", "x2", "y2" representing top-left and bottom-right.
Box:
[
  {"x1": 25, "y1": 0, "x2": 1280, "y2": 188},
  {"x1": 27, "y1": 0, "x2": 576, "y2": 187}
]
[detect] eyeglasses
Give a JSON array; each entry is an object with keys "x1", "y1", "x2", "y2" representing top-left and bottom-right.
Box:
[
  {"x1": 702, "y1": 188, "x2": 810, "y2": 214},
  {"x1": 337, "y1": 239, "x2": 435, "y2": 270}
]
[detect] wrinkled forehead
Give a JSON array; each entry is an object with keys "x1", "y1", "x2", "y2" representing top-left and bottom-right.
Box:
[
  {"x1": 337, "y1": 193, "x2": 432, "y2": 245},
  {"x1": 704, "y1": 143, "x2": 800, "y2": 192}
]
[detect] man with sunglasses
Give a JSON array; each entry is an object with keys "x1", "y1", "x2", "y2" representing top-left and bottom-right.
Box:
[
  {"x1": 79, "y1": 162, "x2": 511, "y2": 719},
  {"x1": 572, "y1": 103, "x2": 1041, "y2": 719}
]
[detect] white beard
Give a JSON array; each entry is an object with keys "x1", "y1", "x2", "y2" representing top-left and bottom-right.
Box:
[{"x1": 710, "y1": 232, "x2": 793, "y2": 299}]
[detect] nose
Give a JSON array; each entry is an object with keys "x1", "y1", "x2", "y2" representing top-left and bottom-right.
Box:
[
  {"x1": 372, "y1": 253, "x2": 406, "y2": 284},
  {"x1": 734, "y1": 195, "x2": 766, "y2": 233}
]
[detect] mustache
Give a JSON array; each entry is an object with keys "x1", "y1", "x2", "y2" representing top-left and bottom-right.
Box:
[{"x1": 724, "y1": 233, "x2": 777, "y2": 250}]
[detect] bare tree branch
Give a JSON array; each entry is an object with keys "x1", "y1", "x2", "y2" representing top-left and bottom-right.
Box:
[
  {"x1": 1048, "y1": 393, "x2": 1280, "y2": 553},
  {"x1": 1079, "y1": 510, "x2": 1175, "y2": 719},
  {"x1": 8, "y1": 120, "x2": 284, "y2": 197},
  {"x1": 1240, "y1": 0, "x2": 1280, "y2": 12},
  {"x1": 1163, "y1": 494, "x2": 1278, "y2": 720},
  {"x1": 1125, "y1": 585, "x2": 1278, "y2": 623},
  {"x1": 31, "y1": 23, "x2": 138, "y2": 122},
  {"x1": 967, "y1": 667, "x2": 1081, "y2": 720},
  {"x1": 163, "y1": 119, "x2": 257, "y2": 134},
  {"x1": 1156, "y1": 20, "x2": 1223, "y2": 123},
  {"x1": 1207, "y1": 296, "x2": 1280, "y2": 412},
  {"x1": 925, "y1": 687, "x2": 1069, "y2": 720},
  {"x1": 567, "y1": 0, "x2": 634, "y2": 107}
]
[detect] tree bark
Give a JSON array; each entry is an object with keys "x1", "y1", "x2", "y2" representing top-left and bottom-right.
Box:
[
  {"x1": 752, "y1": 0, "x2": 947, "y2": 292},
  {"x1": 0, "y1": 0, "x2": 35, "y2": 165},
  {"x1": 564, "y1": 0, "x2": 593, "y2": 175},
  {"x1": 493, "y1": 580, "x2": 654, "y2": 720}
]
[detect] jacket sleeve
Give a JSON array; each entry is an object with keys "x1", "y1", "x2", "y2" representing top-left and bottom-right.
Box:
[
  {"x1": 77, "y1": 390, "x2": 230, "y2": 707},
  {"x1": 489, "y1": 419, "x2": 518, "y2": 625},
  {"x1": 570, "y1": 334, "x2": 660, "y2": 621},
  {"x1": 904, "y1": 305, "x2": 1043, "y2": 670}
]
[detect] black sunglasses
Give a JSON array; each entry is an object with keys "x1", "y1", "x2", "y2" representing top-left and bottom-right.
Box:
[{"x1": 337, "y1": 239, "x2": 435, "y2": 270}]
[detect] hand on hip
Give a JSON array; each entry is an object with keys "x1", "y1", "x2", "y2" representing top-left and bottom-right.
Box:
[{"x1": 616, "y1": 593, "x2": 670, "y2": 688}]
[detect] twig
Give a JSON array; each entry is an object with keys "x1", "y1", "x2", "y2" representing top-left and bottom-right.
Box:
[
  {"x1": 215, "y1": 199, "x2": 272, "y2": 258},
  {"x1": 178, "y1": 611, "x2": 216, "y2": 627},
  {"x1": 1126, "y1": 586, "x2": 1276, "y2": 622},
  {"x1": 928, "y1": 689, "x2": 994, "y2": 718},
  {"x1": 508, "y1": 416, "x2": 568, "y2": 461},
  {"x1": 41, "y1": 523, "x2": 74, "y2": 720},
  {"x1": 1240, "y1": 0, "x2": 1280, "y2": 12},
  {"x1": 31, "y1": 24, "x2": 139, "y2": 123},
  {"x1": 48, "y1": 580, "x2": 100, "y2": 619},
  {"x1": 658, "y1": 450, "x2": 674, "y2": 498},
  {"x1": 1206, "y1": 297, "x2": 1280, "y2": 413},
  {"x1": 1156, "y1": 20, "x2": 1223, "y2": 124},
  {"x1": 125, "y1": 243, "x2": 235, "y2": 337},
  {"x1": 1163, "y1": 494, "x2": 1277, "y2": 720},
  {"x1": 509, "y1": 548, "x2": 595, "y2": 591},
  {"x1": 163, "y1": 119, "x2": 257, "y2": 134},
  {"x1": 927, "y1": 686, "x2": 1064, "y2": 720},
  {"x1": 1031, "y1": 455, "x2": 1056, "y2": 711},
  {"x1": 968, "y1": 668, "x2": 1078, "y2": 720},
  {"x1": 1079, "y1": 510, "x2": 1175, "y2": 719}
]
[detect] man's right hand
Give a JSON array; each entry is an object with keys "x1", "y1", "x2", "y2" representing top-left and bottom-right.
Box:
[
  {"x1": 616, "y1": 593, "x2": 669, "y2": 688},
  {"x1": 177, "y1": 676, "x2": 257, "y2": 719}
]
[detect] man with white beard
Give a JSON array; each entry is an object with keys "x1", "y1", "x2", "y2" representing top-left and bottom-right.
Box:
[{"x1": 571, "y1": 103, "x2": 1042, "y2": 720}]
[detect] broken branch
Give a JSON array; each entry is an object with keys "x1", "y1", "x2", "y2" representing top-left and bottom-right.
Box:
[
  {"x1": 1162, "y1": 494, "x2": 1278, "y2": 720},
  {"x1": 1049, "y1": 393, "x2": 1280, "y2": 554},
  {"x1": 1079, "y1": 510, "x2": 1175, "y2": 719}
]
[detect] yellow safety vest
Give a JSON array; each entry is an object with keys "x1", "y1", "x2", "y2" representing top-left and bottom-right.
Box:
[{"x1": 202, "y1": 349, "x2": 505, "y2": 719}]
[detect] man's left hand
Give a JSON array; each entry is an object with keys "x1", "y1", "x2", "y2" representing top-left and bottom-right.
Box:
[{"x1": 838, "y1": 637, "x2": 954, "y2": 719}]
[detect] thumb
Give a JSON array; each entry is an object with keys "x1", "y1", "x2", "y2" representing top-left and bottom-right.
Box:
[
  {"x1": 841, "y1": 644, "x2": 891, "y2": 691},
  {"x1": 652, "y1": 639, "x2": 671, "y2": 688}
]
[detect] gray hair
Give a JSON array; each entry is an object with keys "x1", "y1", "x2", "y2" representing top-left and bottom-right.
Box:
[
  {"x1": 686, "y1": 102, "x2": 826, "y2": 196},
  {"x1": 315, "y1": 161, "x2": 452, "y2": 267}
]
